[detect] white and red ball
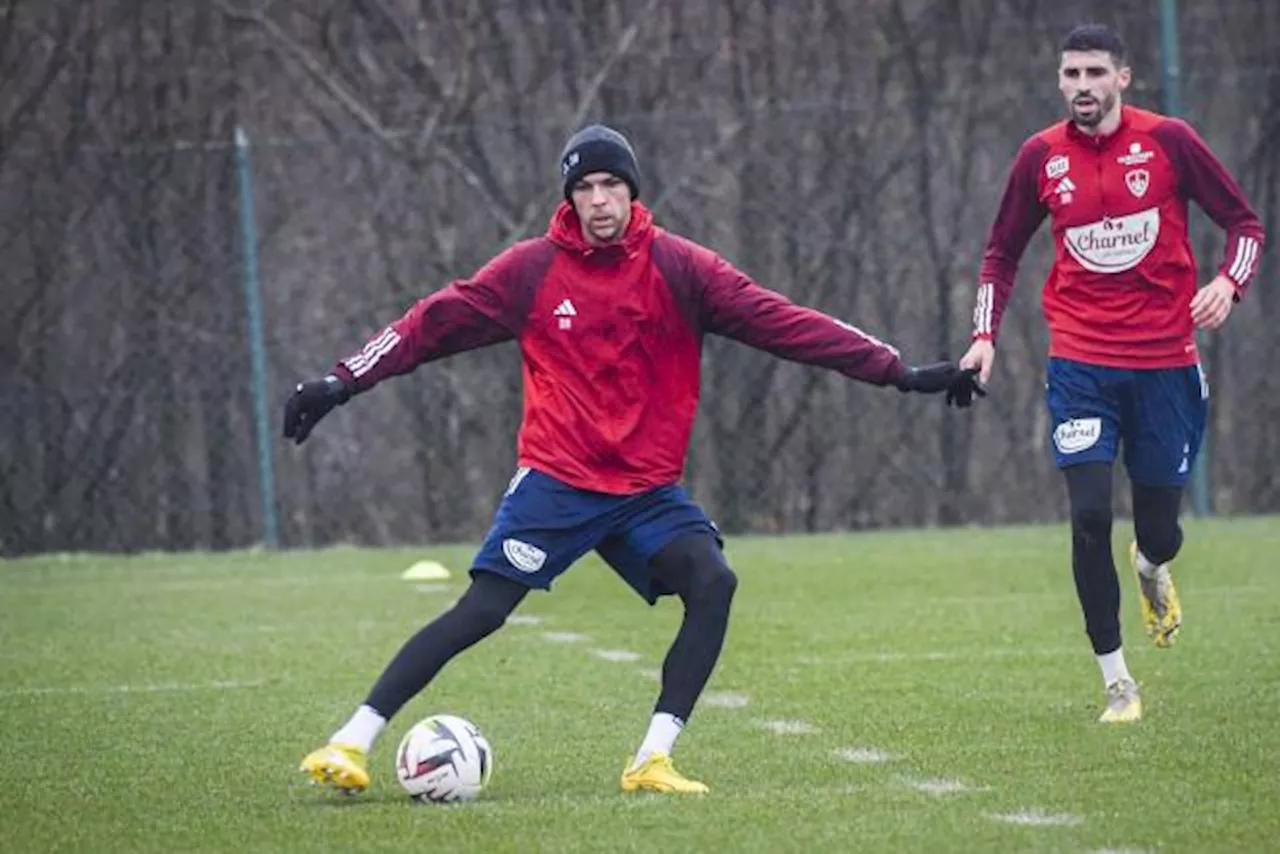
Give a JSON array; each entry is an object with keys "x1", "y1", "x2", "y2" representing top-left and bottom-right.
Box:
[{"x1": 394, "y1": 714, "x2": 493, "y2": 803}]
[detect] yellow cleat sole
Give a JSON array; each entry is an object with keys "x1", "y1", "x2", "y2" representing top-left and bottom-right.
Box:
[{"x1": 299, "y1": 745, "x2": 370, "y2": 794}]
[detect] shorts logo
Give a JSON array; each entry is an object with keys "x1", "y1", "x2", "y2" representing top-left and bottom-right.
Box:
[
  {"x1": 1053, "y1": 418, "x2": 1102, "y2": 454},
  {"x1": 502, "y1": 539, "x2": 546, "y2": 573}
]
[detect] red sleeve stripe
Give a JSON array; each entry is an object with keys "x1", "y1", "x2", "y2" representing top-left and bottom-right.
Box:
[
  {"x1": 973, "y1": 283, "x2": 994, "y2": 336},
  {"x1": 1227, "y1": 235, "x2": 1261, "y2": 286},
  {"x1": 344, "y1": 327, "x2": 402, "y2": 378}
]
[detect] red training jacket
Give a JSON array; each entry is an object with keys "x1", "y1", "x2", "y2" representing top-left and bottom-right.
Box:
[
  {"x1": 332, "y1": 201, "x2": 907, "y2": 494},
  {"x1": 974, "y1": 105, "x2": 1265, "y2": 368}
]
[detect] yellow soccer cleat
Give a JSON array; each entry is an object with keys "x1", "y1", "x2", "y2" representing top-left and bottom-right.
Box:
[
  {"x1": 1098, "y1": 678, "x2": 1143, "y2": 724},
  {"x1": 621, "y1": 753, "x2": 709, "y2": 795},
  {"x1": 1129, "y1": 542, "x2": 1182, "y2": 648},
  {"x1": 299, "y1": 743, "x2": 371, "y2": 795}
]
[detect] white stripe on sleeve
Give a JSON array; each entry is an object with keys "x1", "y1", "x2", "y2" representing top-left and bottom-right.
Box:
[
  {"x1": 972, "y1": 283, "x2": 994, "y2": 336},
  {"x1": 344, "y1": 327, "x2": 402, "y2": 378},
  {"x1": 1227, "y1": 236, "x2": 1259, "y2": 286},
  {"x1": 834, "y1": 319, "x2": 901, "y2": 358}
]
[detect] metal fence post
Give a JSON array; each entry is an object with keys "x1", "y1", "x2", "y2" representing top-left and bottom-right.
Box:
[
  {"x1": 1158, "y1": 0, "x2": 1211, "y2": 517},
  {"x1": 235, "y1": 125, "x2": 281, "y2": 547}
]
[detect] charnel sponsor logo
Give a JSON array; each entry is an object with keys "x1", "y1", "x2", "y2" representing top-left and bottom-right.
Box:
[
  {"x1": 502, "y1": 539, "x2": 547, "y2": 573},
  {"x1": 1064, "y1": 208, "x2": 1159, "y2": 273},
  {"x1": 1053, "y1": 418, "x2": 1102, "y2": 454}
]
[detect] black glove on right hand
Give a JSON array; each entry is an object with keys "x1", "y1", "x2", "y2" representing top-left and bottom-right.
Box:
[
  {"x1": 894, "y1": 362, "x2": 986, "y2": 408},
  {"x1": 282, "y1": 375, "x2": 351, "y2": 445}
]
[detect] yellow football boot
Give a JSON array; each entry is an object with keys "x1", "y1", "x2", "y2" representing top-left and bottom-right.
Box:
[
  {"x1": 299, "y1": 743, "x2": 370, "y2": 795},
  {"x1": 1130, "y1": 542, "x2": 1182, "y2": 648},
  {"x1": 621, "y1": 753, "x2": 709, "y2": 795},
  {"x1": 1098, "y1": 678, "x2": 1143, "y2": 724}
]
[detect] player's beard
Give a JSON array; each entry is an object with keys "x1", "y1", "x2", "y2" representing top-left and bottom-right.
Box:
[{"x1": 1071, "y1": 91, "x2": 1115, "y2": 128}]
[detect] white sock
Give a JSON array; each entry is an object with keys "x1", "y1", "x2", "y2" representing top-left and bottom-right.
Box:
[
  {"x1": 329, "y1": 704, "x2": 386, "y2": 753},
  {"x1": 1097, "y1": 648, "x2": 1133, "y2": 687},
  {"x1": 1134, "y1": 547, "x2": 1162, "y2": 579},
  {"x1": 632, "y1": 712, "x2": 685, "y2": 768}
]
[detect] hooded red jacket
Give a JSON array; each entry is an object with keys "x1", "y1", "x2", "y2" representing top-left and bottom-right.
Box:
[
  {"x1": 974, "y1": 105, "x2": 1265, "y2": 368},
  {"x1": 332, "y1": 201, "x2": 907, "y2": 494}
]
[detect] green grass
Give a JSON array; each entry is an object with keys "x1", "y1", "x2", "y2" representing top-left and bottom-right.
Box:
[{"x1": 3, "y1": 518, "x2": 1279, "y2": 853}]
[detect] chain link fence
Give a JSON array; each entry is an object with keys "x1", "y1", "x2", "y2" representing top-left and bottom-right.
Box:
[{"x1": 2, "y1": 0, "x2": 1277, "y2": 555}]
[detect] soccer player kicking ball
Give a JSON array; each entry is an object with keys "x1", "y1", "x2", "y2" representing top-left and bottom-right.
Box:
[
  {"x1": 961, "y1": 25, "x2": 1265, "y2": 723},
  {"x1": 284, "y1": 123, "x2": 984, "y2": 795}
]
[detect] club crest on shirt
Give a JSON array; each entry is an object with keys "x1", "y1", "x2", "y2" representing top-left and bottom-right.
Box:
[
  {"x1": 1125, "y1": 168, "x2": 1149, "y2": 198},
  {"x1": 1045, "y1": 154, "x2": 1070, "y2": 180}
]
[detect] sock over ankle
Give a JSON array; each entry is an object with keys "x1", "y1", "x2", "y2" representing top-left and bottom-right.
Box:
[
  {"x1": 330, "y1": 704, "x2": 386, "y2": 753},
  {"x1": 1134, "y1": 547, "x2": 1162, "y2": 579},
  {"x1": 1096, "y1": 648, "x2": 1133, "y2": 687},
  {"x1": 633, "y1": 712, "x2": 685, "y2": 767}
]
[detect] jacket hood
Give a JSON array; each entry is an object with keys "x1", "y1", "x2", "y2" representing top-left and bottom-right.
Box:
[{"x1": 547, "y1": 200, "x2": 654, "y2": 258}]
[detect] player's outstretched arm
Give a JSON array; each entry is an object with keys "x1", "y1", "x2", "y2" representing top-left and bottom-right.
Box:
[
  {"x1": 682, "y1": 239, "x2": 983, "y2": 407},
  {"x1": 282, "y1": 241, "x2": 547, "y2": 445}
]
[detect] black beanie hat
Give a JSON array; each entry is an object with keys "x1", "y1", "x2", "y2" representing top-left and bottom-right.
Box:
[{"x1": 558, "y1": 124, "x2": 641, "y2": 200}]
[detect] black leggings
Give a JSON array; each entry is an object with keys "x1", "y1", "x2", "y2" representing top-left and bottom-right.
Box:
[
  {"x1": 364, "y1": 571, "x2": 528, "y2": 718},
  {"x1": 648, "y1": 532, "x2": 738, "y2": 721},
  {"x1": 1065, "y1": 462, "x2": 1184, "y2": 655},
  {"x1": 363, "y1": 531, "x2": 737, "y2": 723}
]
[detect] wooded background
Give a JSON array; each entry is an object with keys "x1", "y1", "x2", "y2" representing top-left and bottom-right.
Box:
[{"x1": 2, "y1": 0, "x2": 1276, "y2": 555}]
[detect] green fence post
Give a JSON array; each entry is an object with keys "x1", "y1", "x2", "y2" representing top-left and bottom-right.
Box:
[
  {"x1": 1158, "y1": 0, "x2": 1211, "y2": 517},
  {"x1": 235, "y1": 125, "x2": 281, "y2": 548}
]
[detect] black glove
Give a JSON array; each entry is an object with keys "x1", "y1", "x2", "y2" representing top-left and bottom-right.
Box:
[
  {"x1": 282, "y1": 374, "x2": 351, "y2": 444},
  {"x1": 894, "y1": 361, "x2": 986, "y2": 408}
]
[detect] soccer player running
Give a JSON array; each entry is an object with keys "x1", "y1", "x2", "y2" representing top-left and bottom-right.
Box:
[
  {"x1": 285, "y1": 123, "x2": 984, "y2": 795},
  {"x1": 961, "y1": 25, "x2": 1265, "y2": 723}
]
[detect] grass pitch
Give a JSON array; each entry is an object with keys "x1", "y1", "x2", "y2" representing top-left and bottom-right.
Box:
[{"x1": 3, "y1": 518, "x2": 1278, "y2": 853}]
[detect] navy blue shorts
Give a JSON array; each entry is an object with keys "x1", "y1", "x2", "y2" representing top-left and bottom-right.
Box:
[
  {"x1": 1045, "y1": 357, "x2": 1209, "y2": 487},
  {"x1": 471, "y1": 468, "x2": 721, "y2": 603}
]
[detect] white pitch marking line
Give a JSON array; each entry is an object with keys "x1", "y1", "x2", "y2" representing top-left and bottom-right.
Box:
[
  {"x1": 2, "y1": 679, "x2": 267, "y2": 697},
  {"x1": 505, "y1": 615, "x2": 544, "y2": 626},
  {"x1": 703, "y1": 691, "x2": 750, "y2": 709},
  {"x1": 987, "y1": 809, "x2": 1082, "y2": 827},
  {"x1": 637, "y1": 668, "x2": 663, "y2": 682},
  {"x1": 833, "y1": 747, "x2": 896, "y2": 763},
  {"x1": 900, "y1": 777, "x2": 988, "y2": 796},
  {"x1": 592, "y1": 649, "x2": 642, "y2": 663},
  {"x1": 759, "y1": 719, "x2": 819, "y2": 735},
  {"x1": 540, "y1": 631, "x2": 589, "y2": 644},
  {"x1": 798, "y1": 647, "x2": 1077, "y2": 665}
]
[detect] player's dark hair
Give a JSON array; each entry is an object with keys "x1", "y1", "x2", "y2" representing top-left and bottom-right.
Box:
[{"x1": 1060, "y1": 24, "x2": 1128, "y2": 66}]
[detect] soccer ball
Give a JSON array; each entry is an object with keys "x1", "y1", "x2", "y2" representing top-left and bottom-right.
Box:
[{"x1": 394, "y1": 714, "x2": 493, "y2": 803}]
